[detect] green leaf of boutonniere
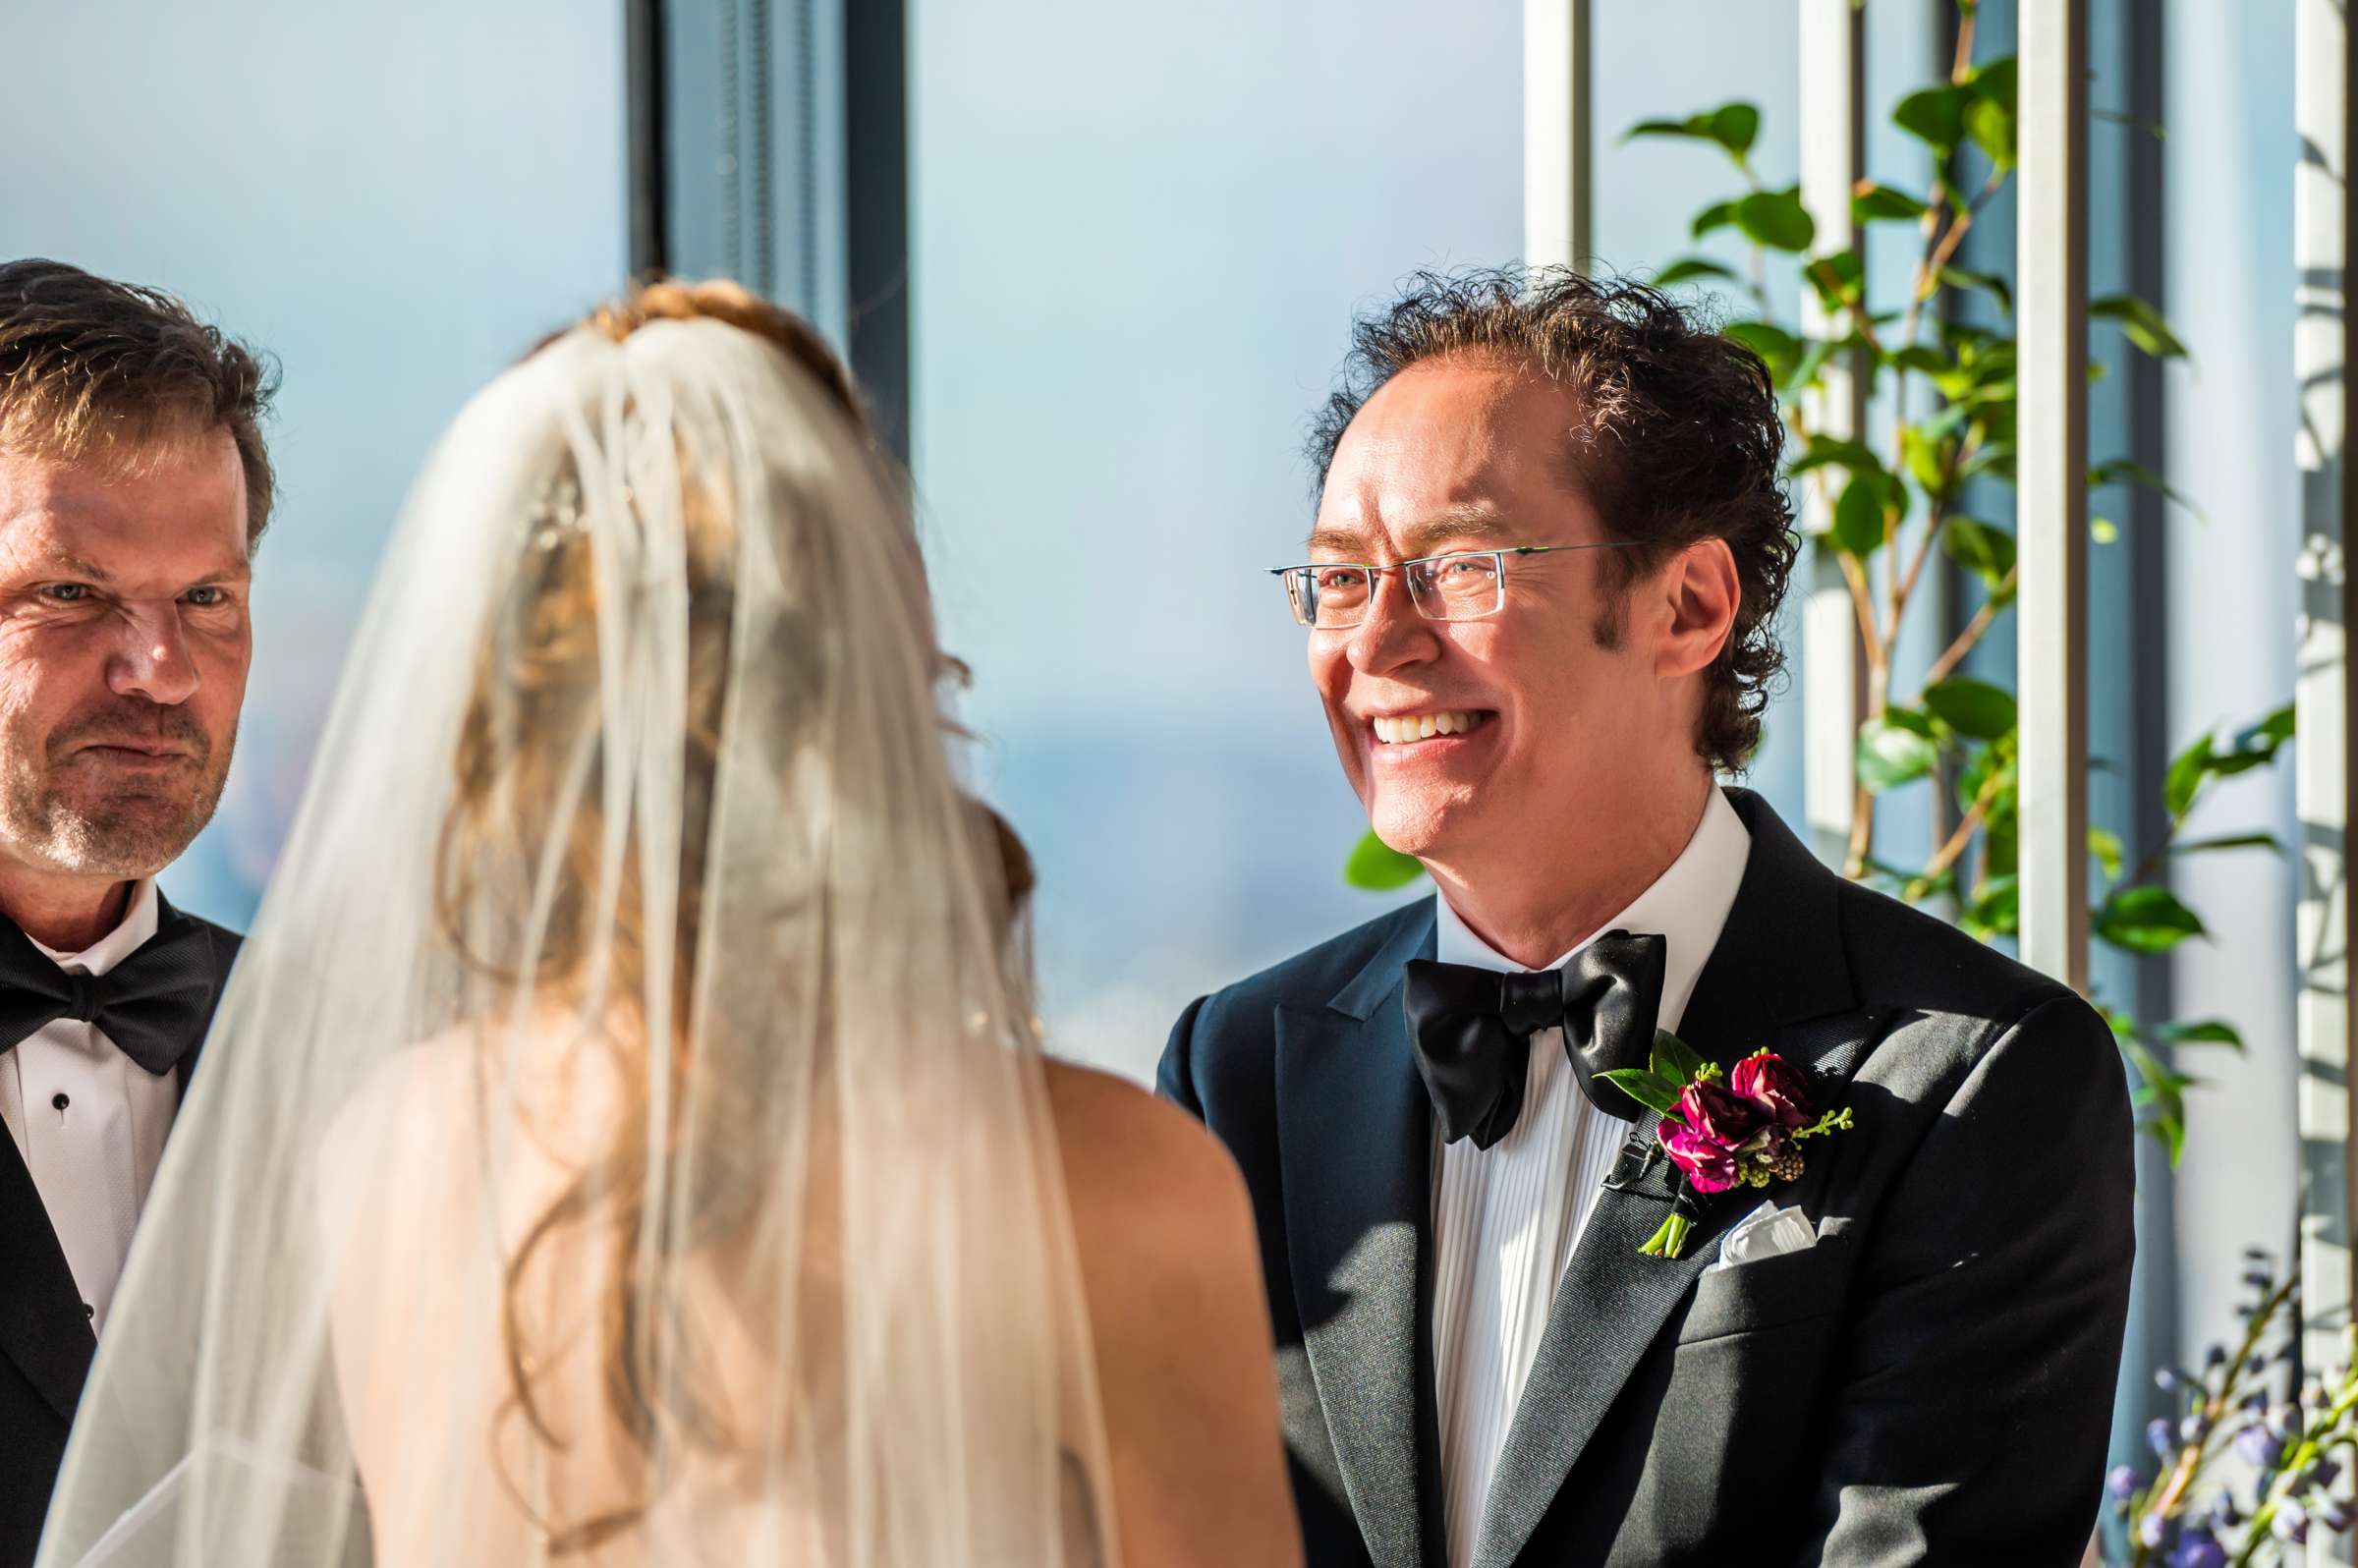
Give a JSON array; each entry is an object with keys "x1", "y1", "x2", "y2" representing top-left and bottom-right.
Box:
[
  {"x1": 1597, "y1": 1067, "x2": 1684, "y2": 1117},
  {"x1": 1652, "y1": 1029, "x2": 1707, "y2": 1086}
]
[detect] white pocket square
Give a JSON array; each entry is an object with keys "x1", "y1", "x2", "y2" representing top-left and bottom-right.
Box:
[{"x1": 1708, "y1": 1204, "x2": 1817, "y2": 1273}]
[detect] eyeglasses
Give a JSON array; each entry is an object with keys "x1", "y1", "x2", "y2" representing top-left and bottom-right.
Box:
[{"x1": 1268, "y1": 541, "x2": 1642, "y2": 630}]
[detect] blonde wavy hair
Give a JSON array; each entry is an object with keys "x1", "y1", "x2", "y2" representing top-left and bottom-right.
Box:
[{"x1": 430, "y1": 279, "x2": 1032, "y2": 1552}]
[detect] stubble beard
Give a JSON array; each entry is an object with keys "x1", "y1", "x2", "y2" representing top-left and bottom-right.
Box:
[{"x1": 0, "y1": 713, "x2": 237, "y2": 880}]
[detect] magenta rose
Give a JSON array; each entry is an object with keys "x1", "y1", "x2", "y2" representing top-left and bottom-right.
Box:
[
  {"x1": 1674, "y1": 1078, "x2": 1770, "y2": 1152},
  {"x1": 1659, "y1": 1119, "x2": 1743, "y2": 1194},
  {"x1": 1730, "y1": 1050, "x2": 1814, "y2": 1131}
]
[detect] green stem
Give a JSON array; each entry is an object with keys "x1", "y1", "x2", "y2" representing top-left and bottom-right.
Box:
[{"x1": 1640, "y1": 1213, "x2": 1692, "y2": 1259}]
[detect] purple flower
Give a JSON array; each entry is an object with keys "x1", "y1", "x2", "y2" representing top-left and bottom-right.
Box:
[
  {"x1": 1674, "y1": 1078, "x2": 1771, "y2": 1151},
  {"x1": 1659, "y1": 1119, "x2": 1743, "y2": 1194},
  {"x1": 2139, "y1": 1512, "x2": 2172, "y2": 1550},
  {"x1": 2234, "y1": 1423, "x2": 2284, "y2": 1469},
  {"x1": 2105, "y1": 1465, "x2": 2141, "y2": 1502},
  {"x1": 2166, "y1": 1527, "x2": 2226, "y2": 1568},
  {"x1": 2148, "y1": 1418, "x2": 2177, "y2": 1460},
  {"x1": 2274, "y1": 1498, "x2": 2310, "y2": 1543},
  {"x1": 1729, "y1": 1050, "x2": 1814, "y2": 1130}
]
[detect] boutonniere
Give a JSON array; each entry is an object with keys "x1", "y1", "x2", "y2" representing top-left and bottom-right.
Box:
[{"x1": 1600, "y1": 1036, "x2": 1855, "y2": 1260}]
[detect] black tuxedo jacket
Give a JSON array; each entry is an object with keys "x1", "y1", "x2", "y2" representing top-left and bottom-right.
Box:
[
  {"x1": 0, "y1": 894, "x2": 239, "y2": 1568},
  {"x1": 1160, "y1": 789, "x2": 2134, "y2": 1566}
]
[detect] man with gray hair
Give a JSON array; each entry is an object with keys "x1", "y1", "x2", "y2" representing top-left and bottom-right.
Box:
[{"x1": 0, "y1": 259, "x2": 265, "y2": 1566}]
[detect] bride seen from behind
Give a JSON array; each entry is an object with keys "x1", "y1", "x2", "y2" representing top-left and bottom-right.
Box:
[{"x1": 35, "y1": 282, "x2": 1297, "y2": 1568}]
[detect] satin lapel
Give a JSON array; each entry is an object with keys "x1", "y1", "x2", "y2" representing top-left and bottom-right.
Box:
[
  {"x1": 1472, "y1": 788, "x2": 1868, "y2": 1568},
  {"x1": 153, "y1": 891, "x2": 237, "y2": 1105},
  {"x1": 1278, "y1": 904, "x2": 1440, "y2": 1568},
  {"x1": 0, "y1": 1118, "x2": 93, "y2": 1422}
]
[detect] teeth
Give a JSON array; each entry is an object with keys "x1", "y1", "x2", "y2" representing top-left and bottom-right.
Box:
[{"x1": 1374, "y1": 711, "x2": 1484, "y2": 744}]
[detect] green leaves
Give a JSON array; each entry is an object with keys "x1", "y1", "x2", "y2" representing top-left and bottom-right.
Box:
[
  {"x1": 2095, "y1": 884, "x2": 2208, "y2": 952},
  {"x1": 1788, "y1": 433, "x2": 1883, "y2": 477},
  {"x1": 2090, "y1": 457, "x2": 2206, "y2": 523},
  {"x1": 2171, "y1": 831, "x2": 2283, "y2": 859},
  {"x1": 1965, "y1": 873, "x2": 2020, "y2": 938},
  {"x1": 1901, "y1": 423, "x2": 1952, "y2": 500},
  {"x1": 1886, "y1": 344, "x2": 1950, "y2": 376},
  {"x1": 1857, "y1": 709, "x2": 1939, "y2": 793},
  {"x1": 1832, "y1": 474, "x2": 1894, "y2": 558},
  {"x1": 1939, "y1": 265, "x2": 2013, "y2": 314},
  {"x1": 1922, "y1": 677, "x2": 2017, "y2": 740},
  {"x1": 2091, "y1": 294, "x2": 2190, "y2": 361},
  {"x1": 1599, "y1": 1031, "x2": 1711, "y2": 1116},
  {"x1": 1963, "y1": 57, "x2": 2018, "y2": 169},
  {"x1": 1692, "y1": 200, "x2": 1738, "y2": 241},
  {"x1": 1654, "y1": 1030, "x2": 1706, "y2": 1084},
  {"x1": 1852, "y1": 182, "x2": 1930, "y2": 223},
  {"x1": 1805, "y1": 250, "x2": 1866, "y2": 314},
  {"x1": 1653, "y1": 256, "x2": 1739, "y2": 288},
  {"x1": 1733, "y1": 186, "x2": 1817, "y2": 252},
  {"x1": 2108, "y1": 1007, "x2": 2244, "y2": 1166},
  {"x1": 2090, "y1": 826, "x2": 2125, "y2": 882},
  {"x1": 1626, "y1": 101, "x2": 1762, "y2": 159},
  {"x1": 2119, "y1": 1034, "x2": 2194, "y2": 1165},
  {"x1": 2163, "y1": 734, "x2": 2216, "y2": 819},
  {"x1": 1941, "y1": 518, "x2": 2018, "y2": 602},
  {"x1": 2154, "y1": 1019, "x2": 2245, "y2": 1049},
  {"x1": 1894, "y1": 84, "x2": 1970, "y2": 152},
  {"x1": 1344, "y1": 829, "x2": 1425, "y2": 891},
  {"x1": 2164, "y1": 704, "x2": 2296, "y2": 821},
  {"x1": 1722, "y1": 319, "x2": 1802, "y2": 381},
  {"x1": 1892, "y1": 59, "x2": 2015, "y2": 164}
]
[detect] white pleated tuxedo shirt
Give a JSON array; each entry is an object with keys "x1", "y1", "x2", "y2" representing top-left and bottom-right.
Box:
[
  {"x1": 0, "y1": 879, "x2": 175, "y2": 1334},
  {"x1": 1430, "y1": 790, "x2": 1750, "y2": 1567}
]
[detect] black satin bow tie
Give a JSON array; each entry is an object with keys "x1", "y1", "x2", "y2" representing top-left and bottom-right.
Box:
[
  {"x1": 1403, "y1": 930, "x2": 1668, "y2": 1148},
  {"x1": 0, "y1": 905, "x2": 219, "y2": 1077}
]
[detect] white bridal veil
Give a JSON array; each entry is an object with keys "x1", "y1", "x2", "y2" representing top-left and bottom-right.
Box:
[{"x1": 33, "y1": 309, "x2": 1114, "y2": 1566}]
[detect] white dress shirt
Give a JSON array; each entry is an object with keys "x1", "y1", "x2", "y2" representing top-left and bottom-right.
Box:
[
  {"x1": 0, "y1": 880, "x2": 177, "y2": 1334},
  {"x1": 1430, "y1": 789, "x2": 1750, "y2": 1567}
]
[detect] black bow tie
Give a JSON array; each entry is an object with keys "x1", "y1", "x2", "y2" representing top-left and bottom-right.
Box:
[
  {"x1": 1402, "y1": 930, "x2": 1668, "y2": 1149},
  {"x1": 0, "y1": 903, "x2": 220, "y2": 1078}
]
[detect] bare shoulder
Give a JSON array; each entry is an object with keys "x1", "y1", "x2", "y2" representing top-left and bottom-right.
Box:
[
  {"x1": 1041, "y1": 1058, "x2": 1252, "y2": 1233},
  {"x1": 1039, "y1": 1060, "x2": 1298, "y2": 1568}
]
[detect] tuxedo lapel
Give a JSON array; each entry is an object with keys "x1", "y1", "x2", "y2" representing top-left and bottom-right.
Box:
[
  {"x1": 0, "y1": 1119, "x2": 93, "y2": 1422},
  {"x1": 153, "y1": 890, "x2": 236, "y2": 1103},
  {"x1": 1472, "y1": 789, "x2": 1873, "y2": 1568},
  {"x1": 1277, "y1": 904, "x2": 1442, "y2": 1568}
]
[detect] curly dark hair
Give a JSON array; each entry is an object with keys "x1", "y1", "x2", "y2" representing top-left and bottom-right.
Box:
[
  {"x1": 1308, "y1": 265, "x2": 1799, "y2": 774},
  {"x1": 0, "y1": 257, "x2": 280, "y2": 547}
]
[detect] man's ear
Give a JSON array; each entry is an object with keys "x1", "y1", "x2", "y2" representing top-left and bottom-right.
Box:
[{"x1": 1654, "y1": 536, "x2": 1740, "y2": 679}]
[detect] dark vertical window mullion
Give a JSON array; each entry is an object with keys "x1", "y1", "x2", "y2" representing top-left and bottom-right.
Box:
[
  {"x1": 845, "y1": 0, "x2": 911, "y2": 463},
  {"x1": 626, "y1": 0, "x2": 669, "y2": 279}
]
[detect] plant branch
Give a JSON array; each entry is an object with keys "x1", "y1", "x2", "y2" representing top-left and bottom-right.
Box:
[
  {"x1": 1922, "y1": 567, "x2": 2015, "y2": 687},
  {"x1": 2132, "y1": 1271, "x2": 2301, "y2": 1567},
  {"x1": 1890, "y1": 435, "x2": 1973, "y2": 639},
  {"x1": 1923, "y1": 766, "x2": 2002, "y2": 884}
]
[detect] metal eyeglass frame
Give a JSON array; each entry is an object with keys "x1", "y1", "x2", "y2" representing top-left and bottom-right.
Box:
[{"x1": 1268, "y1": 540, "x2": 1644, "y2": 629}]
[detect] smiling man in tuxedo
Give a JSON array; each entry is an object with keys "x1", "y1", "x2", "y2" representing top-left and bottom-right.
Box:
[
  {"x1": 1160, "y1": 268, "x2": 2134, "y2": 1565},
  {"x1": 0, "y1": 260, "x2": 263, "y2": 1567}
]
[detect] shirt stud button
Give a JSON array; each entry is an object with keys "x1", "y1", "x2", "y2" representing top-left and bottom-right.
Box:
[
  {"x1": 82, "y1": 1304, "x2": 92, "y2": 1319},
  {"x1": 51, "y1": 1092, "x2": 69, "y2": 1112}
]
